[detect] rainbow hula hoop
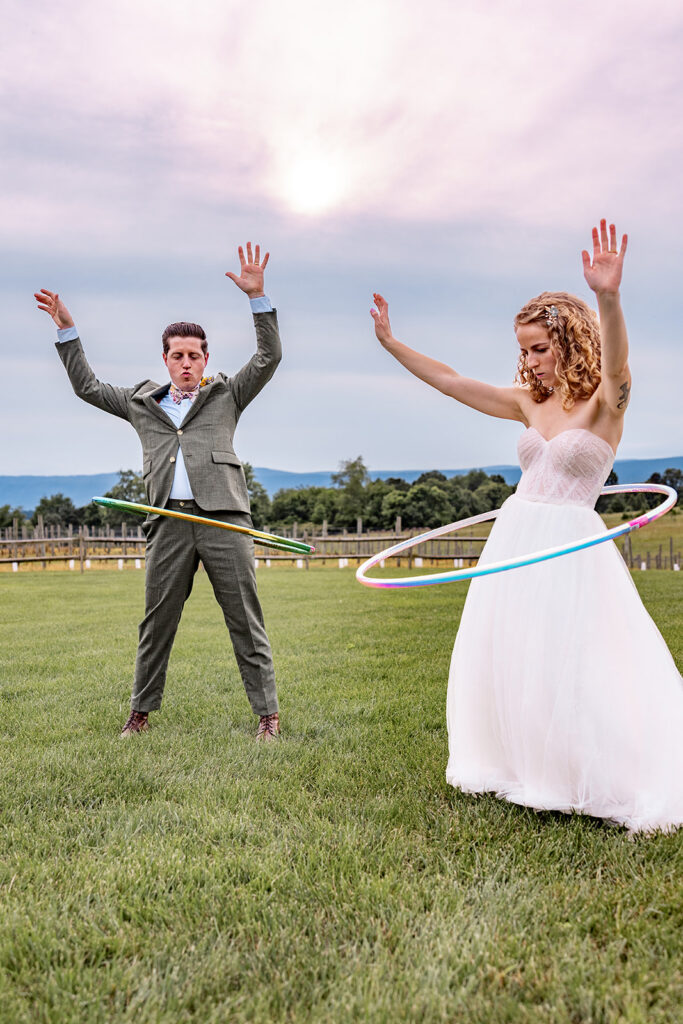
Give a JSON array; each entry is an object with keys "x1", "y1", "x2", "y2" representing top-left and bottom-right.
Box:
[
  {"x1": 92, "y1": 497, "x2": 314, "y2": 555},
  {"x1": 356, "y1": 484, "x2": 678, "y2": 589}
]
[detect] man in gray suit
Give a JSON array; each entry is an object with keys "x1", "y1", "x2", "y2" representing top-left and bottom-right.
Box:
[{"x1": 35, "y1": 243, "x2": 282, "y2": 741}]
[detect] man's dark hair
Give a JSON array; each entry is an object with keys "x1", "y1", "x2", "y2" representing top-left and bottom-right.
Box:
[{"x1": 162, "y1": 322, "x2": 208, "y2": 355}]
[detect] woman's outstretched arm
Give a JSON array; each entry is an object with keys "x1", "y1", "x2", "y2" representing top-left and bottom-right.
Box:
[
  {"x1": 582, "y1": 219, "x2": 631, "y2": 414},
  {"x1": 371, "y1": 292, "x2": 524, "y2": 422}
]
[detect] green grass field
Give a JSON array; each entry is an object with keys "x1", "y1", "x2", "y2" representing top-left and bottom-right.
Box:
[{"x1": 1, "y1": 568, "x2": 682, "y2": 1023}]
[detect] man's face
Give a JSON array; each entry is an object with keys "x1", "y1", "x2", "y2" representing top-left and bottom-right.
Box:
[{"x1": 163, "y1": 337, "x2": 209, "y2": 390}]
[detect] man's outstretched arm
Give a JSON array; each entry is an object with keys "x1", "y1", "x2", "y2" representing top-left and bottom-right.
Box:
[
  {"x1": 224, "y1": 243, "x2": 282, "y2": 411},
  {"x1": 35, "y1": 289, "x2": 132, "y2": 420}
]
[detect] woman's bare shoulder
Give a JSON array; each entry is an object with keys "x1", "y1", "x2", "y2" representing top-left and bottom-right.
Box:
[{"x1": 512, "y1": 386, "x2": 536, "y2": 426}]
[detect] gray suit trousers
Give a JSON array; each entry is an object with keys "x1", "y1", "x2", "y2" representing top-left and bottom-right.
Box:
[{"x1": 131, "y1": 501, "x2": 278, "y2": 716}]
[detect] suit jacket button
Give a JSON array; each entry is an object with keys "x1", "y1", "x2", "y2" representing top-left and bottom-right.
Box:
[
  {"x1": 170, "y1": 456, "x2": 176, "y2": 463},
  {"x1": 177, "y1": 429, "x2": 183, "y2": 435}
]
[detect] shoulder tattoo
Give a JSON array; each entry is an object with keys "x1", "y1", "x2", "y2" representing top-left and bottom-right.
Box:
[{"x1": 616, "y1": 381, "x2": 630, "y2": 410}]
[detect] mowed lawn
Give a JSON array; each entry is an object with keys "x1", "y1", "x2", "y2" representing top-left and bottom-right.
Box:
[{"x1": 0, "y1": 567, "x2": 682, "y2": 1023}]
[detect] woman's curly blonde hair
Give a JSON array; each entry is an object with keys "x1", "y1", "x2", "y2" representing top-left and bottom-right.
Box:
[{"x1": 514, "y1": 291, "x2": 601, "y2": 410}]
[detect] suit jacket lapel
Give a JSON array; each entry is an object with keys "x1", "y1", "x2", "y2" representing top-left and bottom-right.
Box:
[
  {"x1": 141, "y1": 384, "x2": 176, "y2": 427},
  {"x1": 176, "y1": 380, "x2": 213, "y2": 427}
]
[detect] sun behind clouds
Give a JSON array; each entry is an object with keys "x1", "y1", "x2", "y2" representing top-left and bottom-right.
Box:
[{"x1": 280, "y1": 149, "x2": 347, "y2": 216}]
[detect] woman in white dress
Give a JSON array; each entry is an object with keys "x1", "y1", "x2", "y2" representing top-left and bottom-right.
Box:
[{"x1": 371, "y1": 220, "x2": 683, "y2": 834}]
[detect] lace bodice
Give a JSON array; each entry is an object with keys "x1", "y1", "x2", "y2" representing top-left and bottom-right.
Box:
[{"x1": 515, "y1": 428, "x2": 615, "y2": 508}]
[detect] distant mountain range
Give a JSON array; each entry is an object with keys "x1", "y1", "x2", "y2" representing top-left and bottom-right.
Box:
[{"x1": 2, "y1": 455, "x2": 683, "y2": 511}]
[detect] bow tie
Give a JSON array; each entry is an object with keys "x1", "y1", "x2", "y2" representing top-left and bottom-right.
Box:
[
  {"x1": 168, "y1": 377, "x2": 214, "y2": 404},
  {"x1": 169, "y1": 383, "x2": 200, "y2": 404}
]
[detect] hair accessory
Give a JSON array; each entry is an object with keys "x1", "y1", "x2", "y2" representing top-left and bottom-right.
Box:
[{"x1": 545, "y1": 305, "x2": 559, "y2": 327}]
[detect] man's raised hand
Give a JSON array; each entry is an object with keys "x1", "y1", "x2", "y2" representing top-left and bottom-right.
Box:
[
  {"x1": 225, "y1": 242, "x2": 269, "y2": 299},
  {"x1": 34, "y1": 289, "x2": 74, "y2": 329}
]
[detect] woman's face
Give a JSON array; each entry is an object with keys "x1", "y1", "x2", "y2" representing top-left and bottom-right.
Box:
[{"x1": 516, "y1": 323, "x2": 558, "y2": 388}]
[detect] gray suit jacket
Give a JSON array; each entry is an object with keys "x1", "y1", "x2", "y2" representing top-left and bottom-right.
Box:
[{"x1": 56, "y1": 311, "x2": 282, "y2": 513}]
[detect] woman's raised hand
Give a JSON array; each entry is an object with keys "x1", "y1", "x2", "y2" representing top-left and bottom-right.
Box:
[
  {"x1": 582, "y1": 219, "x2": 627, "y2": 296},
  {"x1": 371, "y1": 293, "x2": 394, "y2": 346}
]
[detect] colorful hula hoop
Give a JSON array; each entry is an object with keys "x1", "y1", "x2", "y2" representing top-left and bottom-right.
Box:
[
  {"x1": 356, "y1": 484, "x2": 678, "y2": 589},
  {"x1": 92, "y1": 497, "x2": 315, "y2": 555}
]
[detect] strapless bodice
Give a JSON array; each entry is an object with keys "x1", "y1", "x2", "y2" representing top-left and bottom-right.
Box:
[{"x1": 515, "y1": 428, "x2": 615, "y2": 507}]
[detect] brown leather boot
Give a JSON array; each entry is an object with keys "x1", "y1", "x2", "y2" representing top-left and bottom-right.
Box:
[
  {"x1": 256, "y1": 712, "x2": 280, "y2": 742},
  {"x1": 121, "y1": 710, "x2": 149, "y2": 737}
]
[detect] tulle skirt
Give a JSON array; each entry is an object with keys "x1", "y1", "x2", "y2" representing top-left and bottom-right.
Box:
[{"x1": 446, "y1": 494, "x2": 683, "y2": 833}]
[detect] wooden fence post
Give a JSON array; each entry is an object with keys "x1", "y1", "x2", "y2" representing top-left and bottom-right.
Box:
[{"x1": 36, "y1": 514, "x2": 47, "y2": 570}]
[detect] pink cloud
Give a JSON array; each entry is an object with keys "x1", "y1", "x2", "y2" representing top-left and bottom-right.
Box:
[{"x1": 3, "y1": 0, "x2": 682, "y2": 244}]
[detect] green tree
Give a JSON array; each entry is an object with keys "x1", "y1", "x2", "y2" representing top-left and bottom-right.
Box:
[
  {"x1": 443, "y1": 472, "x2": 513, "y2": 520},
  {"x1": 271, "y1": 487, "x2": 319, "y2": 526},
  {"x1": 471, "y1": 479, "x2": 512, "y2": 511},
  {"x1": 107, "y1": 468, "x2": 147, "y2": 503},
  {"x1": 0, "y1": 505, "x2": 27, "y2": 529},
  {"x1": 242, "y1": 462, "x2": 271, "y2": 528},
  {"x1": 94, "y1": 469, "x2": 148, "y2": 526},
  {"x1": 414, "y1": 470, "x2": 448, "y2": 486},
  {"x1": 597, "y1": 469, "x2": 619, "y2": 513},
  {"x1": 402, "y1": 483, "x2": 453, "y2": 529},
  {"x1": 310, "y1": 489, "x2": 340, "y2": 528},
  {"x1": 383, "y1": 476, "x2": 411, "y2": 492},
  {"x1": 32, "y1": 493, "x2": 80, "y2": 528},
  {"x1": 649, "y1": 468, "x2": 683, "y2": 500},
  {"x1": 331, "y1": 456, "x2": 370, "y2": 527},
  {"x1": 450, "y1": 485, "x2": 474, "y2": 519},
  {"x1": 636, "y1": 468, "x2": 683, "y2": 512},
  {"x1": 81, "y1": 502, "x2": 105, "y2": 528},
  {"x1": 381, "y1": 489, "x2": 407, "y2": 528},
  {"x1": 362, "y1": 479, "x2": 392, "y2": 530},
  {"x1": 460, "y1": 469, "x2": 489, "y2": 492}
]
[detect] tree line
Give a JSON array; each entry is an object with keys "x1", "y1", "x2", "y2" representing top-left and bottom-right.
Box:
[
  {"x1": 0, "y1": 470, "x2": 147, "y2": 531},
  {"x1": 263, "y1": 457, "x2": 515, "y2": 531},
  {"x1": 1, "y1": 459, "x2": 681, "y2": 534},
  {"x1": 596, "y1": 467, "x2": 683, "y2": 516}
]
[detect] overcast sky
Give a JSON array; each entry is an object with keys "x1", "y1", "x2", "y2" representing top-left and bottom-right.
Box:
[{"x1": 3, "y1": 0, "x2": 682, "y2": 476}]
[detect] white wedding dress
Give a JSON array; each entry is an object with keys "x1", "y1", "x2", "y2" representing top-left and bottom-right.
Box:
[{"x1": 446, "y1": 427, "x2": 683, "y2": 833}]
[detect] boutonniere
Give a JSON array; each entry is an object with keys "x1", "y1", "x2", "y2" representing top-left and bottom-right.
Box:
[{"x1": 199, "y1": 376, "x2": 214, "y2": 387}]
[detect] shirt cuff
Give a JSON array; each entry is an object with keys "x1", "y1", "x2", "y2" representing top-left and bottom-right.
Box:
[
  {"x1": 57, "y1": 326, "x2": 79, "y2": 342},
  {"x1": 249, "y1": 295, "x2": 273, "y2": 314}
]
